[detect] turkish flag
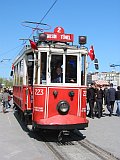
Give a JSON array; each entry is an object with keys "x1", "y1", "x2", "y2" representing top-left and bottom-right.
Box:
[
  {"x1": 88, "y1": 45, "x2": 95, "y2": 61},
  {"x1": 12, "y1": 64, "x2": 14, "y2": 70},
  {"x1": 29, "y1": 40, "x2": 38, "y2": 50}
]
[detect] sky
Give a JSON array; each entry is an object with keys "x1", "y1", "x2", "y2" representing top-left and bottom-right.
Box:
[{"x1": 0, "y1": 0, "x2": 120, "y2": 78}]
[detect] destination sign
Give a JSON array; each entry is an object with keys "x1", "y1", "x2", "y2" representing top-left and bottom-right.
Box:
[{"x1": 44, "y1": 27, "x2": 74, "y2": 42}]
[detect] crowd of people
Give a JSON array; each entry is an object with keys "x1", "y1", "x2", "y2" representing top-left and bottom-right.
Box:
[{"x1": 87, "y1": 82, "x2": 120, "y2": 119}]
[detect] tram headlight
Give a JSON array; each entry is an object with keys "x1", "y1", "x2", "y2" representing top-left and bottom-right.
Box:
[
  {"x1": 57, "y1": 101, "x2": 70, "y2": 115},
  {"x1": 39, "y1": 33, "x2": 47, "y2": 41},
  {"x1": 79, "y1": 36, "x2": 87, "y2": 45}
]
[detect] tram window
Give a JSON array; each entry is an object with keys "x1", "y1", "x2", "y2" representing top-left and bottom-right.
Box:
[
  {"x1": 20, "y1": 59, "x2": 23, "y2": 85},
  {"x1": 40, "y1": 52, "x2": 47, "y2": 84},
  {"x1": 35, "y1": 53, "x2": 38, "y2": 84},
  {"x1": 51, "y1": 55, "x2": 63, "y2": 83},
  {"x1": 27, "y1": 54, "x2": 34, "y2": 85},
  {"x1": 14, "y1": 65, "x2": 18, "y2": 85},
  {"x1": 65, "y1": 55, "x2": 77, "y2": 83},
  {"x1": 16, "y1": 64, "x2": 19, "y2": 85},
  {"x1": 81, "y1": 55, "x2": 86, "y2": 85}
]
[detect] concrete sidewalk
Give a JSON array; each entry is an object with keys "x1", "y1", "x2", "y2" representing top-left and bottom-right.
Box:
[
  {"x1": 0, "y1": 102, "x2": 120, "y2": 159},
  {"x1": 81, "y1": 104, "x2": 120, "y2": 159},
  {"x1": 0, "y1": 104, "x2": 57, "y2": 160}
]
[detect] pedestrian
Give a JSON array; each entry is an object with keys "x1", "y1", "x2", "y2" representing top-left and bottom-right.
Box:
[
  {"x1": 106, "y1": 83, "x2": 116, "y2": 116},
  {"x1": 6, "y1": 88, "x2": 12, "y2": 108},
  {"x1": 95, "y1": 85, "x2": 104, "y2": 118},
  {"x1": 103, "y1": 86, "x2": 109, "y2": 107},
  {"x1": 115, "y1": 86, "x2": 120, "y2": 116},
  {"x1": 2, "y1": 88, "x2": 10, "y2": 113},
  {"x1": 87, "y1": 83, "x2": 96, "y2": 119}
]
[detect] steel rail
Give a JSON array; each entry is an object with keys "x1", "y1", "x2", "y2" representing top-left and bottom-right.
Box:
[{"x1": 72, "y1": 130, "x2": 120, "y2": 160}]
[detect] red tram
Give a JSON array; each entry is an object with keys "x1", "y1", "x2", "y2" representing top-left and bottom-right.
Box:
[{"x1": 12, "y1": 26, "x2": 89, "y2": 138}]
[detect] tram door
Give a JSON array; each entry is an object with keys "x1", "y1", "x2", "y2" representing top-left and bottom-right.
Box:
[
  {"x1": 81, "y1": 54, "x2": 87, "y2": 85},
  {"x1": 48, "y1": 53, "x2": 79, "y2": 118},
  {"x1": 25, "y1": 53, "x2": 34, "y2": 110},
  {"x1": 33, "y1": 52, "x2": 47, "y2": 120},
  {"x1": 27, "y1": 54, "x2": 34, "y2": 85}
]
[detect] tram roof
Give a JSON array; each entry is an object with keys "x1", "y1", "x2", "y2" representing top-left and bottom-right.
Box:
[{"x1": 13, "y1": 42, "x2": 88, "y2": 64}]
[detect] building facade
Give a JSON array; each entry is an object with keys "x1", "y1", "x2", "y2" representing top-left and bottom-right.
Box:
[{"x1": 87, "y1": 71, "x2": 120, "y2": 88}]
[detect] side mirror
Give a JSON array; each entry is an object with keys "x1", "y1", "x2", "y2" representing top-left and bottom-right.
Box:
[
  {"x1": 94, "y1": 58, "x2": 99, "y2": 70},
  {"x1": 10, "y1": 71, "x2": 13, "y2": 76}
]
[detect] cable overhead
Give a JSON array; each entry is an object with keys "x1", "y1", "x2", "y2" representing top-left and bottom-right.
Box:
[
  {"x1": 40, "y1": 0, "x2": 58, "y2": 23},
  {"x1": 0, "y1": 0, "x2": 58, "y2": 61},
  {"x1": 0, "y1": 44, "x2": 22, "y2": 57},
  {"x1": 0, "y1": 59, "x2": 11, "y2": 63},
  {"x1": 25, "y1": 0, "x2": 58, "y2": 41}
]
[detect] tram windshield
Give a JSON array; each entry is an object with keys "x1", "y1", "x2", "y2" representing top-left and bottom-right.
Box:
[
  {"x1": 51, "y1": 54, "x2": 77, "y2": 83},
  {"x1": 34, "y1": 52, "x2": 86, "y2": 85},
  {"x1": 65, "y1": 55, "x2": 77, "y2": 83},
  {"x1": 51, "y1": 55, "x2": 63, "y2": 83}
]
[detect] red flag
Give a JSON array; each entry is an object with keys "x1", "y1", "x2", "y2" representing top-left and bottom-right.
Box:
[
  {"x1": 12, "y1": 64, "x2": 14, "y2": 70},
  {"x1": 29, "y1": 39, "x2": 38, "y2": 50},
  {"x1": 88, "y1": 45, "x2": 95, "y2": 61}
]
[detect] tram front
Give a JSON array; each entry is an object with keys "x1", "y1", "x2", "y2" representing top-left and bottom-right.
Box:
[{"x1": 32, "y1": 27, "x2": 89, "y2": 132}]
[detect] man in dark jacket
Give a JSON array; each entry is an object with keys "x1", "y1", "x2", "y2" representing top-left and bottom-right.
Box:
[
  {"x1": 96, "y1": 85, "x2": 104, "y2": 118},
  {"x1": 107, "y1": 83, "x2": 116, "y2": 116},
  {"x1": 87, "y1": 83, "x2": 96, "y2": 118}
]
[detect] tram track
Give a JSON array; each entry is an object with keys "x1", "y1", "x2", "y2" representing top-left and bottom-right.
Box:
[
  {"x1": 43, "y1": 139, "x2": 68, "y2": 160},
  {"x1": 38, "y1": 129, "x2": 120, "y2": 160},
  {"x1": 78, "y1": 139, "x2": 119, "y2": 160},
  {"x1": 36, "y1": 130, "x2": 70, "y2": 160},
  {"x1": 71, "y1": 130, "x2": 120, "y2": 160},
  {"x1": 14, "y1": 112, "x2": 120, "y2": 160}
]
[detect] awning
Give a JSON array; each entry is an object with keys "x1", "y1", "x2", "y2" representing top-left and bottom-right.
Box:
[{"x1": 95, "y1": 80, "x2": 109, "y2": 86}]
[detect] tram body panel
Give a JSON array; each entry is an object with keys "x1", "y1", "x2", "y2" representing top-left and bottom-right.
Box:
[
  {"x1": 32, "y1": 86, "x2": 88, "y2": 128},
  {"x1": 81, "y1": 88, "x2": 87, "y2": 118},
  {"x1": 33, "y1": 115, "x2": 88, "y2": 130},
  {"x1": 13, "y1": 86, "x2": 22, "y2": 109},
  {"x1": 33, "y1": 87, "x2": 47, "y2": 122},
  {"x1": 48, "y1": 87, "x2": 79, "y2": 117},
  {"x1": 13, "y1": 85, "x2": 33, "y2": 111}
]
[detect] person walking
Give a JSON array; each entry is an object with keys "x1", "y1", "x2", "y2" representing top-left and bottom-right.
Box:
[
  {"x1": 6, "y1": 88, "x2": 12, "y2": 108},
  {"x1": 106, "y1": 83, "x2": 116, "y2": 116},
  {"x1": 2, "y1": 88, "x2": 10, "y2": 113},
  {"x1": 87, "y1": 83, "x2": 96, "y2": 119},
  {"x1": 95, "y1": 85, "x2": 104, "y2": 118},
  {"x1": 115, "y1": 86, "x2": 120, "y2": 116}
]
